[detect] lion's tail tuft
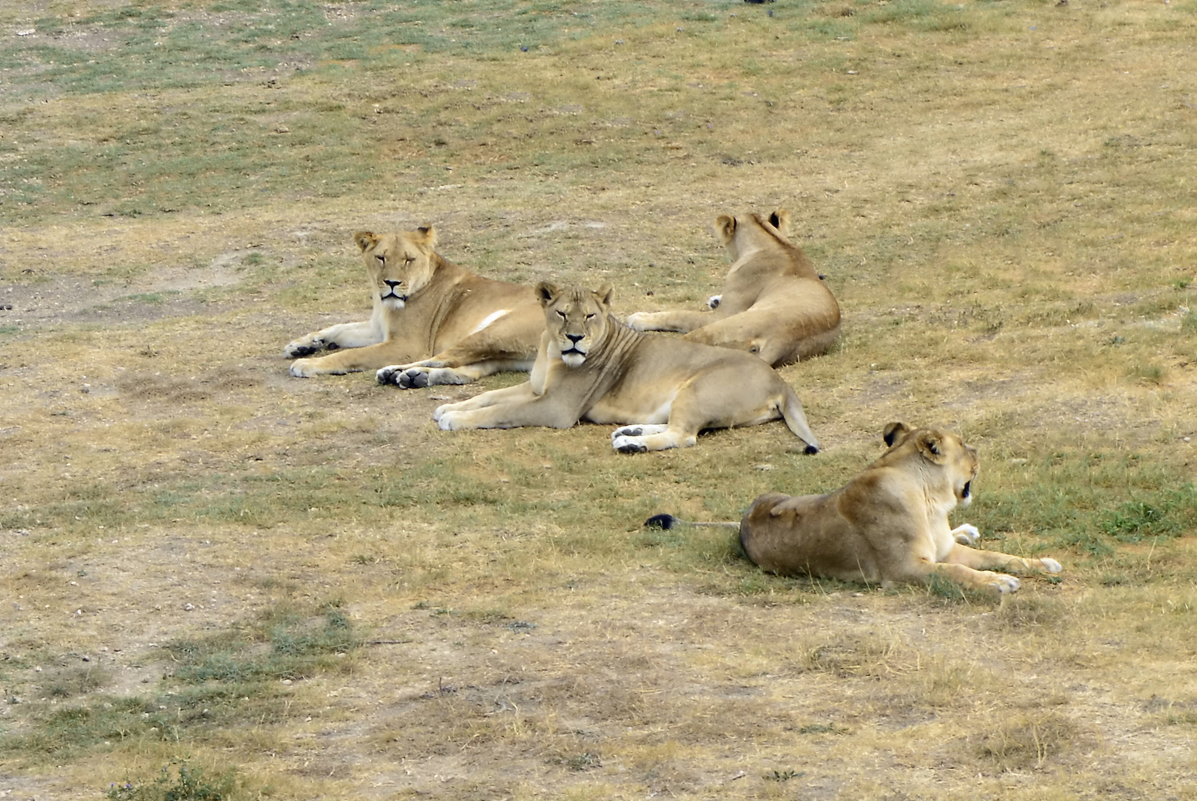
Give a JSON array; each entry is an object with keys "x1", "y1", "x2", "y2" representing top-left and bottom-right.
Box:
[{"x1": 643, "y1": 513, "x2": 740, "y2": 532}]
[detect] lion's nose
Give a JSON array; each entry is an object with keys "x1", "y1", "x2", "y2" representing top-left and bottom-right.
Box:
[
  {"x1": 566, "y1": 333, "x2": 583, "y2": 344},
  {"x1": 384, "y1": 279, "x2": 401, "y2": 289}
]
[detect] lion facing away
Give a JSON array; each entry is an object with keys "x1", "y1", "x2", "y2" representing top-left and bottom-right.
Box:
[
  {"x1": 627, "y1": 209, "x2": 841, "y2": 367},
  {"x1": 284, "y1": 226, "x2": 543, "y2": 388},
  {"x1": 433, "y1": 282, "x2": 822, "y2": 454},
  {"x1": 646, "y1": 423, "x2": 1062, "y2": 596}
]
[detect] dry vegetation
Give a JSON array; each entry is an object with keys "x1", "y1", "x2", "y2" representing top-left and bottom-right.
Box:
[{"x1": 1, "y1": 1, "x2": 1195, "y2": 799}]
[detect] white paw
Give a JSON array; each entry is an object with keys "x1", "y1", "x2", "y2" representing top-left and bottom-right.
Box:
[
  {"x1": 994, "y1": 574, "x2": 1021, "y2": 594},
  {"x1": 436, "y1": 411, "x2": 461, "y2": 431},
  {"x1": 432, "y1": 404, "x2": 450, "y2": 423},
  {"x1": 706, "y1": 294, "x2": 722, "y2": 310},
  {"x1": 1040, "y1": 557, "x2": 1063, "y2": 574},
  {"x1": 612, "y1": 435, "x2": 647, "y2": 454},
  {"x1": 952, "y1": 523, "x2": 981, "y2": 546},
  {"x1": 289, "y1": 360, "x2": 315, "y2": 378}
]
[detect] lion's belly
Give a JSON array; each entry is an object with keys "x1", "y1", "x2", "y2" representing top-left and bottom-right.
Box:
[{"x1": 583, "y1": 393, "x2": 674, "y2": 426}]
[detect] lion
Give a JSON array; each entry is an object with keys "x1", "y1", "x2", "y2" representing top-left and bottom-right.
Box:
[
  {"x1": 626, "y1": 209, "x2": 841, "y2": 367},
  {"x1": 284, "y1": 226, "x2": 543, "y2": 388},
  {"x1": 645, "y1": 423, "x2": 1062, "y2": 596},
  {"x1": 433, "y1": 282, "x2": 822, "y2": 454}
]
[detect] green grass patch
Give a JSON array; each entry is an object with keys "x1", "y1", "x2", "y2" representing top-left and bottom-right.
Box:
[{"x1": 0, "y1": 601, "x2": 357, "y2": 763}]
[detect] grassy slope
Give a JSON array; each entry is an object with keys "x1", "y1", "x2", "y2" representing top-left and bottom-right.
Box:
[{"x1": 1, "y1": 1, "x2": 1195, "y2": 799}]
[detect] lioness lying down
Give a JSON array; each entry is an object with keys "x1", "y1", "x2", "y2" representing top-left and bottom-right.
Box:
[
  {"x1": 433, "y1": 283, "x2": 821, "y2": 454},
  {"x1": 284, "y1": 226, "x2": 542, "y2": 388},
  {"x1": 627, "y1": 209, "x2": 841, "y2": 367},
  {"x1": 646, "y1": 423, "x2": 1062, "y2": 596}
]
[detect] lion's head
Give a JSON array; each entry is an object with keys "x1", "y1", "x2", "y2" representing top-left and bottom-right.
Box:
[
  {"x1": 536, "y1": 282, "x2": 613, "y2": 368},
  {"x1": 882, "y1": 422, "x2": 979, "y2": 507},
  {"x1": 714, "y1": 209, "x2": 792, "y2": 253},
  {"x1": 354, "y1": 227, "x2": 439, "y2": 311}
]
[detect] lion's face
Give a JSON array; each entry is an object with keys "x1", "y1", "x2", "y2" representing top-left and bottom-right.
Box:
[
  {"x1": 354, "y1": 227, "x2": 439, "y2": 311},
  {"x1": 882, "y1": 422, "x2": 979, "y2": 507},
  {"x1": 536, "y1": 282, "x2": 613, "y2": 368}
]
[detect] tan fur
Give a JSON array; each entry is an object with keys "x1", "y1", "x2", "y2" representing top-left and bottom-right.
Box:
[
  {"x1": 433, "y1": 283, "x2": 821, "y2": 453},
  {"x1": 627, "y1": 210, "x2": 841, "y2": 366},
  {"x1": 284, "y1": 226, "x2": 543, "y2": 388},
  {"x1": 738, "y1": 423, "x2": 1062, "y2": 596}
]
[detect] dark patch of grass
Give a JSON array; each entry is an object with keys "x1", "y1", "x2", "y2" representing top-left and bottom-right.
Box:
[
  {"x1": 106, "y1": 760, "x2": 235, "y2": 801},
  {"x1": 1100, "y1": 485, "x2": 1197, "y2": 543},
  {"x1": 167, "y1": 600, "x2": 356, "y2": 684}
]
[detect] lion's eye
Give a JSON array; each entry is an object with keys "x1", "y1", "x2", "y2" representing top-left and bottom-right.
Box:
[
  {"x1": 404, "y1": 257, "x2": 415, "y2": 266},
  {"x1": 556, "y1": 310, "x2": 568, "y2": 320},
  {"x1": 375, "y1": 255, "x2": 385, "y2": 264},
  {"x1": 585, "y1": 314, "x2": 596, "y2": 320}
]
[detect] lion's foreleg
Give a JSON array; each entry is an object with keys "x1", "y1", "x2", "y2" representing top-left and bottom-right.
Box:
[
  {"x1": 626, "y1": 309, "x2": 713, "y2": 334},
  {"x1": 944, "y1": 543, "x2": 1063, "y2": 577},
  {"x1": 433, "y1": 382, "x2": 535, "y2": 420},
  {"x1": 283, "y1": 320, "x2": 382, "y2": 358},
  {"x1": 290, "y1": 340, "x2": 412, "y2": 377},
  {"x1": 379, "y1": 358, "x2": 535, "y2": 389},
  {"x1": 436, "y1": 391, "x2": 578, "y2": 432},
  {"x1": 925, "y1": 561, "x2": 1023, "y2": 596}
]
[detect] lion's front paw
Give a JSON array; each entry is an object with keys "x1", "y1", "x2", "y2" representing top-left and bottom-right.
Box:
[
  {"x1": 952, "y1": 523, "x2": 981, "y2": 546},
  {"x1": 991, "y1": 573, "x2": 1021, "y2": 594},
  {"x1": 436, "y1": 410, "x2": 466, "y2": 431},
  {"x1": 283, "y1": 337, "x2": 333, "y2": 359},
  {"x1": 1040, "y1": 557, "x2": 1063, "y2": 574},
  {"x1": 289, "y1": 359, "x2": 318, "y2": 378}
]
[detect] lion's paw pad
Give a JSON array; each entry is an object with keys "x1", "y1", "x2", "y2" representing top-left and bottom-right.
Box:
[
  {"x1": 612, "y1": 426, "x2": 643, "y2": 439},
  {"x1": 396, "y1": 369, "x2": 430, "y2": 389},
  {"x1": 612, "y1": 437, "x2": 647, "y2": 454}
]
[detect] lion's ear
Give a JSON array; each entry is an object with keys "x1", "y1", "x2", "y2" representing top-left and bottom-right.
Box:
[
  {"x1": 413, "y1": 225, "x2": 438, "y2": 250},
  {"x1": 916, "y1": 432, "x2": 946, "y2": 464},
  {"x1": 714, "y1": 215, "x2": 736, "y2": 243},
  {"x1": 768, "y1": 209, "x2": 791, "y2": 235},
  {"x1": 354, "y1": 231, "x2": 379, "y2": 253},
  {"x1": 882, "y1": 422, "x2": 910, "y2": 447},
  {"x1": 535, "y1": 281, "x2": 560, "y2": 307},
  {"x1": 594, "y1": 283, "x2": 614, "y2": 309}
]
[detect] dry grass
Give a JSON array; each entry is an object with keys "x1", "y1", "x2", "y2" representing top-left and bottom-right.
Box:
[{"x1": 2, "y1": 1, "x2": 1196, "y2": 799}]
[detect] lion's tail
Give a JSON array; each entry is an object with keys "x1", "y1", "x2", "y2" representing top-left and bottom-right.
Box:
[
  {"x1": 643, "y1": 513, "x2": 740, "y2": 532},
  {"x1": 779, "y1": 385, "x2": 820, "y2": 455}
]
